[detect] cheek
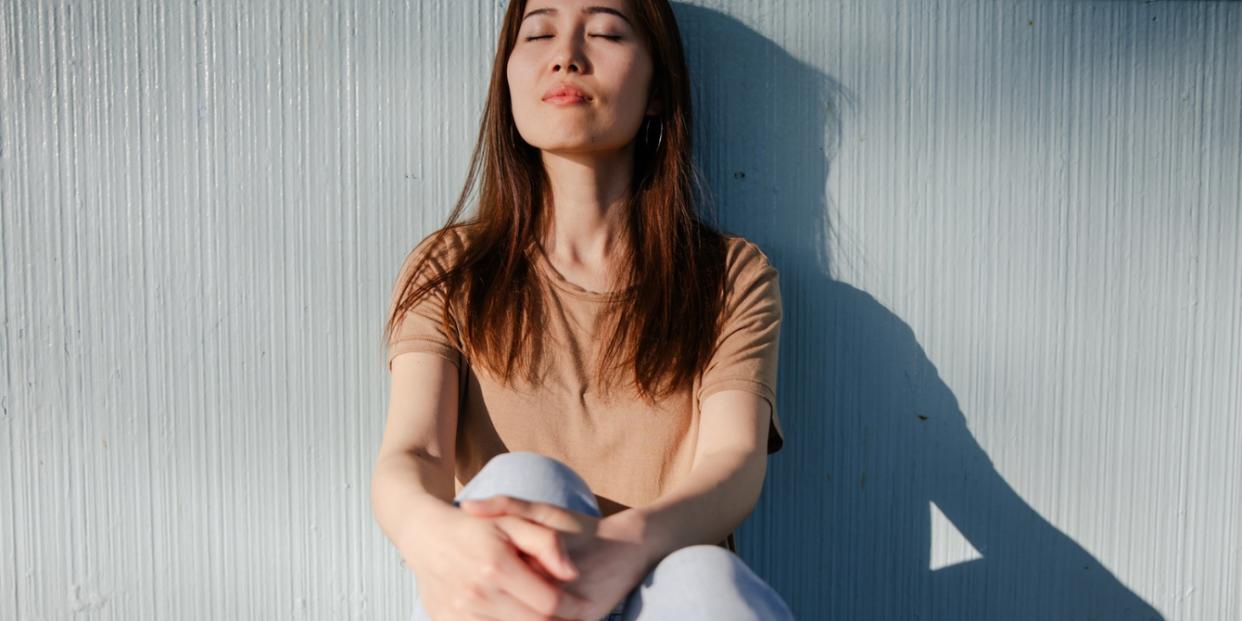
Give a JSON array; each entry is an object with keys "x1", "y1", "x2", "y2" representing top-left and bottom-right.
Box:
[
  {"x1": 612, "y1": 61, "x2": 653, "y2": 114},
  {"x1": 506, "y1": 60, "x2": 536, "y2": 116},
  {"x1": 607, "y1": 51, "x2": 651, "y2": 92},
  {"x1": 506, "y1": 60, "x2": 522, "y2": 98},
  {"x1": 507, "y1": 52, "x2": 537, "y2": 94}
]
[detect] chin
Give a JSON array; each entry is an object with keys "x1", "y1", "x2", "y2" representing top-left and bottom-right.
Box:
[
  {"x1": 536, "y1": 141, "x2": 605, "y2": 154},
  {"x1": 537, "y1": 136, "x2": 632, "y2": 154}
]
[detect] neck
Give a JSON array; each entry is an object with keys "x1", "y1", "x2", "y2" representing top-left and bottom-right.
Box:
[{"x1": 537, "y1": 144, "x2": 635, "y2": 263}]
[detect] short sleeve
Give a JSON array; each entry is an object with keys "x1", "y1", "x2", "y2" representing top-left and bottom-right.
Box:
[
  {"x1": 386, "y1": 232, "x2": 464, "y2": 372},
  {"x1": 696, "y1": 241, "x2": 785, "y2": 454}
]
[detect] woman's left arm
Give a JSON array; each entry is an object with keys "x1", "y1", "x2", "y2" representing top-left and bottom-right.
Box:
[{"x1": 610, "y1": 388, "x2": 771, "y2": 566}]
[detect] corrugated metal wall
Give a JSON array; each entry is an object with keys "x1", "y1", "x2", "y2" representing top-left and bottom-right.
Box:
[{"x1": 2, "y1": 1, "x2": 1238, "y2": 619}]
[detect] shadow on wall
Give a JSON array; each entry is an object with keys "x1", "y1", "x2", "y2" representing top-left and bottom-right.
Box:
[{"x1": 672, "y1": 4, "x2": 1163, "y2": 620}]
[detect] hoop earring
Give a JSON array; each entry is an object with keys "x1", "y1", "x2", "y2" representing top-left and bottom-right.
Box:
[{"x1": 644, "y1": 117, "x2": 664, "y2": 152}]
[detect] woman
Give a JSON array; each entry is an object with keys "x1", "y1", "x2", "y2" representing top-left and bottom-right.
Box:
[{"x1": 371, "y1": 1, "x2": 793, "y2": 619}]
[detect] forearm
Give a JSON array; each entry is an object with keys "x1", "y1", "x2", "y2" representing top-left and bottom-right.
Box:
[
  {"x1": 617, "y1": 448, "x2": 767, "y2": 564},
  {"x1": 370, "y1": 450, "x2": 461, "y2": 562}
]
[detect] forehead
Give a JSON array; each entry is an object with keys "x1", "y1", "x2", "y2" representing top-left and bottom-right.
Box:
[{"x1": 521, "y1": 0, "x2": 632, "y2": 23}]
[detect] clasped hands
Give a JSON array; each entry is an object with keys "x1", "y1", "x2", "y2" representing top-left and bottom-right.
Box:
[{"x1": 457, "y1": 495, "x2": 653, "y2": 620}]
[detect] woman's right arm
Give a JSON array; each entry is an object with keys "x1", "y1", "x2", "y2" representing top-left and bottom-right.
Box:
[
  {"x1": 372, "y1": 351, "x2": 462, "y2": 559},
  {"x1": 371, "y1": 351, "x2": 592, "y2": 621}
]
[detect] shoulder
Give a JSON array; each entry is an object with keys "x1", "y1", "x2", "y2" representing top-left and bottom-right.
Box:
[
  {"x1": 400, "y1": 223, "x2": 476, "y2": 275},
  {"x1": 719, "y1": 234, "x2": 778, "y2": 283},
  {"x1": 412, "y1": 222, "x2": 475, "y2": 259}
]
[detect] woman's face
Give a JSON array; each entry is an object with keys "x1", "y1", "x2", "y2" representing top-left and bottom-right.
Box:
[{"x1": 507, "y1": 0, "x2": 657, "y2": 155}]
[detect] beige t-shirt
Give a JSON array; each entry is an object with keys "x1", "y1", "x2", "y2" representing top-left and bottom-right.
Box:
[{"x1": 386, "y1": 226, "x2": 784, "y2": 552}]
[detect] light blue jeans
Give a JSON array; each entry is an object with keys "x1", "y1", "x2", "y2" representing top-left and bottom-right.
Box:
[{"x1": 409, "y1": 451, "x2": 795, "y2": 621}]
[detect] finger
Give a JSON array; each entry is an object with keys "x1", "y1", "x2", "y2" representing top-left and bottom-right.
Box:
[
  {"x1": 493, "y1": 515, "x2": 578, "y2": 581},
  {"x1": 460, "y1": 496, "x2": 535, "y2": 516},
  {"x1": 458, "y1": 496, "x2": 515, "y2": 515},
  {"x1": 464, "y1": 496, "x2": 582, "y2": 532},
  {"x1": 458, "y1": 499, "x2": 508, "y2": 517},
  {"x1": 492, "y1": 542, "x2": 592, "y2": 619},
  {"x1": 514, "y1": 549, "x2": 554, "y2": 582}
]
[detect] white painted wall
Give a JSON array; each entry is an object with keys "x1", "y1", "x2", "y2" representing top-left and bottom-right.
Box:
[{"x1": 2, "y1": 1, "x2": 1238, "y2": 619}]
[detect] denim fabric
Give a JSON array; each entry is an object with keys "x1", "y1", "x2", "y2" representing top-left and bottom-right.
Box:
[{"x1": 407, "y1": 451, "x2": 795, "y2": 621}]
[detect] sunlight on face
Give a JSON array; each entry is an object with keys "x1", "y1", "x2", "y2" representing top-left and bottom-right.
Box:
[{"x1": 506, "y1": 0, "x2": 656, "y2": 155}]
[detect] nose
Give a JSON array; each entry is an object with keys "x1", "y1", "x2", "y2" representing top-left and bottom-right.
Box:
[{"x1": 550, "y1": 35, "x2": 586, "y2": 73}]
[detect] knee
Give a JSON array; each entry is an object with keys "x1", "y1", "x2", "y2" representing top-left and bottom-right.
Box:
[
  {"x1": 639, "y1": 545, "x2": 795, "y2": 620},
  {"x1": 647, "y1": 545, "x2": 776, "y2": 599},
  {"x1": 463, "y1": 451, "x2": 594, "y2": 504},
  {"x1": 643, "y1": 544, "x2": 744, "y2": 591},
  {"x1": 656, "y1": 544, "x2": 741, "y2": 575},
  {"x1": 455, "y1": 451, "x2": 601, "y2": 516},
  {"x1": 477, "y1": 451, "x2": 578, "y2": 482}
]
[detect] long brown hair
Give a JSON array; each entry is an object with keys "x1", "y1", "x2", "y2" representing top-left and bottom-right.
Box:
[{"x1": 383, "y1": 0, "x2": 732, "y2": 404}]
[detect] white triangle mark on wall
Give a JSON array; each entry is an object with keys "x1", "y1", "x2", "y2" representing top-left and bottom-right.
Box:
[{"x1": 929, "y1": 500, "x2": 983, "y2": 571}]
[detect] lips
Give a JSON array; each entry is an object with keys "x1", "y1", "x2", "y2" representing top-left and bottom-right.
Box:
[{"x1": 543, "y1": 83, "x2": 592, "y2": 101}]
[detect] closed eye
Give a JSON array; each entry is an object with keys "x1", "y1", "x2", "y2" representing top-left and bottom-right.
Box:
[{"x1": 523, "y1": 34, "x2": 623, "y2": 41}]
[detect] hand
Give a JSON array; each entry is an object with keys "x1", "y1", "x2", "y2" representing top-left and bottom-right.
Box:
[
  {"x1": 401, "y1": 507, "x2": 594, "y2": 621},
  {"x1": 459, "y1": 496, "x2": 655, "y2": 621}
]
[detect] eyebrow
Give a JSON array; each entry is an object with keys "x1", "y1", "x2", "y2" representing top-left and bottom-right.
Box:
[{"x1": 521, "y1": 6, "x2": 633, "y2": 27}]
